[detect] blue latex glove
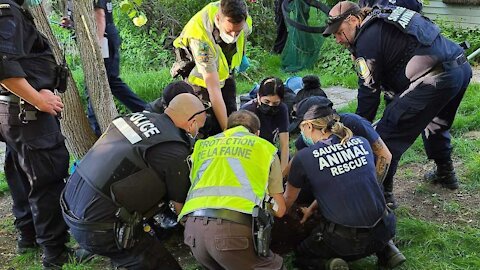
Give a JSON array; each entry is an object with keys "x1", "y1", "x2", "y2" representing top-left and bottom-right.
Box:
[{"x1": 238, "y1": 55, "x2": 250, "y2": 73}]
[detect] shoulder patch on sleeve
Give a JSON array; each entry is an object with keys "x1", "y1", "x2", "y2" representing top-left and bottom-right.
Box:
[
  {"x1": 355, "y1": 57, "x2": 371, "y2": 80},
  {"x1": 0, "y1": 3, "x2": 12, "y2": 17},
  {"x1": 195, "y1": 42, "x2": 211, "y2": 63},
  {"x1": 0, "y1": 4, "x2": 10, "y2": 9}
]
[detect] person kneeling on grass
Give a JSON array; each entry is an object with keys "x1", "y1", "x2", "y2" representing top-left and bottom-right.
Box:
[{"x1": 283, "y1": 102, "x2": 405, "y2": 270}]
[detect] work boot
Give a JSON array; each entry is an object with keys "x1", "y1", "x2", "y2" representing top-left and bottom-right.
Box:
[
  {"x1": 424, "y1": 160, "x2": 459, "y2": 190},
  {"x1": 325, "y1": 258, "x2": 349, "y2": 270},
  {"x1": 16, "y1": 236, "x2": 38, "y2": 254},
  {"x1": 42, "y1": 247, "x2": 74, "y2": 270},
  {"x1": 377, "y1": 241, "x2": 406, "y2": 270},
  {"x1": 384, "y1": 192, "x2": 398, "y2": 210}
]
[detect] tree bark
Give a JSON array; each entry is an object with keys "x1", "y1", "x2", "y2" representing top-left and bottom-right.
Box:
[
  {"x1": 71, "y1": 0, "x2": 118, "y2": 133},
  {"x1": 29, "y1": 4, "x2": 97, "y2": 159}
]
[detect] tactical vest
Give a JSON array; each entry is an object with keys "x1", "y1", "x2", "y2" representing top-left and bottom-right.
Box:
[
  {"x1": 76, "y1": 113, "x2": 189, "y2": 215},
  {"x1": 359, "y1": 6, "x2": 439, "y2": 46},
  {"x1": 178, "y1": 126, "x2": 277, "y2": 220},
  {"x1": 173, "y1": 1, "x2": 252, "y2": 88},
  {"x1": 299, "y1": 136, "x2": 386, "y2": 227}
]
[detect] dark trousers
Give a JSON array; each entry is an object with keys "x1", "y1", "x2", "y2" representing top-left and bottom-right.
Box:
[
  {"x1": 377, "y1": 63, "x2": 472, "y2": 192},
  {"x1": 0, "y1": 103, "x2": 69, "y2": 258},
  {"x1": 70, "y1": 227, "x2": 181, "y2": 270},
  {"x1": 194, "y1": 77, "x2": 237, "y2": 137},
  {"x1": 273, "y1": 0, "x2": 288, "y2": 54},
  {"x1": 296, "y1": 212, "x2": 396, "y2": 269},
  {"x1": 87, "y1": 24, "x2": 146, "y2": 136},
  {"x1": 184, "y1": 216, "x2": 284, "y2": 270}
]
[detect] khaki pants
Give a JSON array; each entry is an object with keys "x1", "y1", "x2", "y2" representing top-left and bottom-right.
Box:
[{"x1": 184, "y1": 216, "x2": 284, "y2": 270}]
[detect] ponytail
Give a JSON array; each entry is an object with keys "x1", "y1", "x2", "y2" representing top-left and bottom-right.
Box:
[{"x1": 306, "y1": 114, "x2": 353, "y2": 144}]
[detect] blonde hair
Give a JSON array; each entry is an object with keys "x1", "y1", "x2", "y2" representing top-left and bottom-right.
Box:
[{"x1": 303, "y1": 114, "x2": 353, "y2": 144}]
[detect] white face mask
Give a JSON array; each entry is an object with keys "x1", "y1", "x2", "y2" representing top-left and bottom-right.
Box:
[
  {"x1": 215, "y1": 17, "x2": 240, "y2": 44},
  {"x1": 219, "y1": 30, "x2": 239, "y2": 44}
]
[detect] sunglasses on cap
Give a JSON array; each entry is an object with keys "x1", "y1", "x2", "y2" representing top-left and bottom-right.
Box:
[
  {"x1": 188, "y1": 101, "x2": 212, "y2": 121},
  {"x1": 326, "y1": 8, "x2": 358, "y2": 25}
]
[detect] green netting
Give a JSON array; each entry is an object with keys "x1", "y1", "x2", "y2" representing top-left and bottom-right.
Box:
[{"x1": 281, "y1": 0, "x2": 329, "y2": 72}]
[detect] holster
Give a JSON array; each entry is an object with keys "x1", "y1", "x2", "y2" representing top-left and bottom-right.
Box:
[
  {"x1": 252, "y1": 206, "x2": 274, "y2": 257},
  {"x1": 114, "y1": 207, "x2": 142, "y2": 250},
  {"x1": 170, "y1": 47, "x2": 195, "y2": 79},
  {"x1": 55, "y1": 63, "x2": 69, "y2": 93}
]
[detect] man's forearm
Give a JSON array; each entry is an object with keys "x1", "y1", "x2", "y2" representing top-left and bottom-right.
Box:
[
  {"x1": 205, "y1": 72, "x2": 227, "y2": 130},
  {"x1": 371, "y1": 138, "x2": 392, "y2": 184},
  {"x1": 94, "y1": 8, "x2": 106, "y2": 42},
  {"x1": 2, "y1": 78, "x2": 42, "y2": 107}
]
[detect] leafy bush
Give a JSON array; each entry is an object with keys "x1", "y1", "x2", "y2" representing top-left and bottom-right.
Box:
[{"x1": 436, "y1": 20, "x2": 480, "y2": 64}]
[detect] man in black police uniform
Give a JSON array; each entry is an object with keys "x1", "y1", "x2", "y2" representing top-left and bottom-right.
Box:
[
  {"x1": 323, "y1": 1, "x2": 472, "y2": 208},
  {"x1": 284, "y1": 102, "x2": 404, "y2": 270},
  {"x1": 61, "y1": 93, "x2": 207, "y2": 269},
  {"x1": 0, "y1": 0, "x2": 71, "y2": 268}
]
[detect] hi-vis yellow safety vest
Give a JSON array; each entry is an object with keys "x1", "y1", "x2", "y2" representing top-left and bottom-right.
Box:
[
  {"x1": 173, "y1": 1, "x2": 252, "y2": 88},
  {"x1": 178, "y1": 126, "x2": 277, "y2": 220}
]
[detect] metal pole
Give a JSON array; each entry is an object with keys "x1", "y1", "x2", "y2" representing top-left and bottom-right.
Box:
[{"x1": 467, "y1": 46, "x2": 480, "y2": 61}]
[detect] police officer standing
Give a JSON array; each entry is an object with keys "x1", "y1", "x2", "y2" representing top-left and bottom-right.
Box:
[
  {"x1": 88, "y1": 0, "x2": 147, "y2": 135},
  {"x1": 323, "y1": 1, "x2": 472, "y2": 207},
  {"x1": 173, "y1": 0, "x2": 252, "y2": 137},
  {"x1": 179, "y1": 110, "x2": 286, "y2": 270},
  {"x1": 61, "y1": 93, "x2": 207, "y2": 269},
  {"x1": 284, "y1": 103, "x2": 405, "y2": 270},
  {"x1": 0, "y1": 0, "x2": 71, "y2": 268}
]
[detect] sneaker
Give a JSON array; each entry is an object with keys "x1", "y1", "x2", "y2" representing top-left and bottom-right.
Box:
[{"x1": 325, "y1": 258, "x2": 349, "y2": 270}]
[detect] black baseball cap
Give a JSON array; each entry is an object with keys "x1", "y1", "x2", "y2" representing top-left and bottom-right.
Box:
[
  {"x1": 145, "y1": 81, "x2": 194, "y2": 114},
  {"x1": 322, "y1": 1, "x2": 361, "y2": 37},
  {"x1": 288, "y1": 96, "x2": 335, "y2": 132}
]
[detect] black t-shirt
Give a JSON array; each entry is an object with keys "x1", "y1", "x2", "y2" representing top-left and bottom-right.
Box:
[
  {"x1": 295, "y1": 113, "x2": 379, "y2": 151},
  {"x1": 241, "y1": 99, "x2": 289, "y2": 145},
  {"x1": 94, "y1": 0, "x2": 114, "y2": 25},
  {"x1": 289, "y1": 135, "x2": 385, "y2": 227},
  {"x1": 145, "y1": 141, "x2": 191, "y2": 204},
  {"x1": 0, "y1": 0, "x2": 57, "y2": 89}
]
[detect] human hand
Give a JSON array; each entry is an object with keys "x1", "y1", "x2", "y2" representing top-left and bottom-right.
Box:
[
  {"x1": 60, "y1": 17, "x2": 73, "y2": 29},
  {"x1": 35, "y1": 89, "x2": 64, "y2": 116},
  {"x1": 299, "y1": 206, "x2": 314, "y2": 224}
]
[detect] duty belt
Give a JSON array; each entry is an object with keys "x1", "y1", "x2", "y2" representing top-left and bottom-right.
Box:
[
  {"x1": 319, "y1": 209, "x2": 390, "y2": 239},
  {"x1": 442, "y1": 54, "x2": 467, "y2": 71},
  {"x1": 0, "y1": 94, "x2": 20, "y2": 103},
  {"x1": 189, "y1": 209, "x2": 252, "y2": 226},
  {"x1": 0, "y1": 94, "x2": 38, "y2": 122},
  {"x1": 60, "y1": 193, "x2": 115, "y2": 231}
]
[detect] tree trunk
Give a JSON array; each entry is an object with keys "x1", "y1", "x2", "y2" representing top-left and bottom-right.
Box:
[
  {"x1": 29, "y1": 4, "x2": 97, "y2": 159},
  {"x1": 71, "y1": 0, "x2": 118, "y2": 133}
]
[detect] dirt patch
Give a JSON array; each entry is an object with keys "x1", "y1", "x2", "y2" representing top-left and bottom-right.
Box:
[
  {"x1": 394, "y1": 161, "x2": 480, "y2": 228},
  {"x1": 0, "y1": 195, "x2": 16, "y2": 269}
]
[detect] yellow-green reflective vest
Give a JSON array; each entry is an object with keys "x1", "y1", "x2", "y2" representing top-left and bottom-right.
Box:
[
  {"x1": 178, "y1": 126, "x2": 277, "y2": 220},
  {"x1": 173, "y1": 1, "x2": 252, "y2": 88}
]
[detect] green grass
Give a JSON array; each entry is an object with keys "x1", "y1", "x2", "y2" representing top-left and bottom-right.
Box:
[
  {"x1": 0, "y1": 171, "x2": 8, "y2": 195},
  {"x1": 2, "y1": 39, "x2": 480, "y2": 269}
]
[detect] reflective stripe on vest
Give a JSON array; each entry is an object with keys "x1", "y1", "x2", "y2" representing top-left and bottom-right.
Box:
[
  {"x1": 178, "y1": 126, "x2": 277, "y2": 220},
  {"x1": 173, "y1": 1, "x2": 252, "y2": 88}
]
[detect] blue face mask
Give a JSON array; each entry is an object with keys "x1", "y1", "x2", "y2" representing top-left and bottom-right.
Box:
[
  {"x1": 24, "y1": 0, "x2": 42, "y2": 7},
  {"x1": 301, "y1": 131, "x2": 315, "y2": 146}
]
